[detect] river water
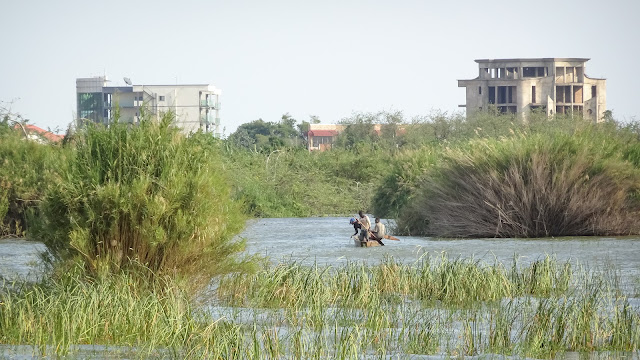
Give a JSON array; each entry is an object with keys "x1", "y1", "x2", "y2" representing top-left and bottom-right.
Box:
[
  {"x1": 239, "y1": 217, "x2": 640, "y2": 294},
  {"x1": 2, "y1": 216, "x2": 640, "y2": 291},
  {"x1": 1, "y1": 217, "x2": 640, "y2": 359}
]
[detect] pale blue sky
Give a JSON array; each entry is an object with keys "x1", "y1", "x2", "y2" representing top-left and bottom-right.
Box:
[{"x1": 1, "y1": 0, "x2": 637, "y2": 135}]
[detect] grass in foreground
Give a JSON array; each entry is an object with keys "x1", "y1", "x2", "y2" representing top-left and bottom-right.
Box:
[{"x1": 1, "y1": 255, "x2": 638, "y2": 359}]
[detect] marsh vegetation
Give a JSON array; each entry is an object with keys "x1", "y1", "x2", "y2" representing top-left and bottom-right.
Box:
[
  {"x1": 1, "y1": 255, "x2": 638, "y2": 358},
  {"x1": 2, "y1": 107, "x2": 640, "y2": 358}
]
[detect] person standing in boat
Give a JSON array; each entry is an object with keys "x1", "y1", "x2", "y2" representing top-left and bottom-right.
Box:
[
  {"x1": 357, "y1": 211, "x2": 371, "y2": 243},
  {"x1": 370, "y1": 217, "x2": 385, "y2": 246}
]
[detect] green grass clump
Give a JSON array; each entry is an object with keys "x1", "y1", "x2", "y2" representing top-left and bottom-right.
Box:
[
  {"x1": 217, "y1": 254, "x2": 574, "y2": 309},
  {"x1": 0, "y1": 271, "x2": 251, "y2": 358},
  {"x1": 29, "y1": 112, "x2": 248, "y2": 286},
  {"x1": 372, "y1": 146, "x2": 441, "y2": 218}
]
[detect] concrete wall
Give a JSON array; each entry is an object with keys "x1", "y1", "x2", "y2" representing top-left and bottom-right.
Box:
[{"x1": 459, "y1": 58, "x2": 606, "y2": 121}]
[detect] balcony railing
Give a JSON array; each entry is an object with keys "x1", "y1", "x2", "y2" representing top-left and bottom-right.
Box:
[
  {"x1": 200, "y1": 115, "x2": 220, "y2": 125},
  {"x1": 200, "y1": 100, "x2": 221, "y2": 109}
]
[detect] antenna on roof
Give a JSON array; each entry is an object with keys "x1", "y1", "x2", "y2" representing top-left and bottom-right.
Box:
[{"x1": 123, "y1": 77, "x2": 132, "y2": 85}]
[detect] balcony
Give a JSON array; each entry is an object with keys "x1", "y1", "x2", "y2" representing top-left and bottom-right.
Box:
[
  {"x1": 200, "y1": 114, "x2": 220, "y2": 126},
  {"x1": 200, "y1": 100, "x2": 221, "y2": 109}
]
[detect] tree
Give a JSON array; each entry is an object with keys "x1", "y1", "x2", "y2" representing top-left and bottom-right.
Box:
[
  {"x1": 297, "y1": 115, "x2": 321, "y2": 145},
  {"x1": 228, "y1": 114, "x2": 305, "y2": 151}
]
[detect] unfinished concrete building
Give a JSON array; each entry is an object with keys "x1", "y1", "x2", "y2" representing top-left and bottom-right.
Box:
[{"x1": 458, "y1": 58, "x2": 606, "y2": 121}]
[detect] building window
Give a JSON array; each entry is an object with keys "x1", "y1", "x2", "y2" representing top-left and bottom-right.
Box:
[
  {"x1": 478, "y1": 86, "x2": 482, "y2": 95},
  {"x1": 523, "y1": 67, "x2": 545, "y2": 78},
  {"x1": 497, "y1": 86, "x2": 516, "y2": 104},
  {"x1": 159, "y1": 96, "x2": 165, "y2": 101},
  {"x1": 532, "y1": 86, "x2": 536, "y2": 103},
  {"x1": 592, "y1": 86, "x2": 596, "y2": 98}
]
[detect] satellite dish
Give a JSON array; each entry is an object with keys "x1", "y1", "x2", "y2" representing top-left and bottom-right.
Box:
[{"x1": 123, "y1": 77, "x2": 132, "y2": 85}]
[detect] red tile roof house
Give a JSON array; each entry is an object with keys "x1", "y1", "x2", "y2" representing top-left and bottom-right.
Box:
[
  {"x1": 306, "y1": 124, "x2": 406, "y2": 151},
  {"x1": 13, "y1": 124, "x2": 64, "y2": 143},
  {"x1": 307, "y1": 125, "x2": 345, "y2": 151}
]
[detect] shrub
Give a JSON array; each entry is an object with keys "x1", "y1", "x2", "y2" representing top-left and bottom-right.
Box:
[
  {"x1": 0, "y1": 125, "x2": 66, "y2": 237},
  {"x1": 398, "y1": 131, "x2": 640, "y2": 237},
  {"x1": 30, "y1": 112, "x2": 248, "y2": 286},
  {"x1": 372, "y1": 146, "x2": 441, "y2": 218}
]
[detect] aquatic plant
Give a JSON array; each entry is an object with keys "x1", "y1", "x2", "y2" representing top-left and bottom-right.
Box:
[
  {"x1": 29, "y1": 112, "x2": 248, "y2": 285},
  {"x1": 217, "y1": 254, "x2": 575, "y2": 308},
  {"x1": 1, "y1": 255, "x2": 638, "y2": 358}
]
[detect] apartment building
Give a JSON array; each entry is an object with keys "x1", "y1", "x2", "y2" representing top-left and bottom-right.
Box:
[
  {"x1": 458, "y1": 58, "x2": 606, "y2": 121},
  {"x1": 76, "y1": 76, "x2": 222, "y2": 136}
]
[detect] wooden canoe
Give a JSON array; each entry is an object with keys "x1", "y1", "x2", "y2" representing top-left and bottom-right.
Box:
[
  {"x1": 351, "y1": 235, "x2": 399, "y2": 247},
  {"x1": 352, "y1": 236, "x2": 381, "y2": 247}
]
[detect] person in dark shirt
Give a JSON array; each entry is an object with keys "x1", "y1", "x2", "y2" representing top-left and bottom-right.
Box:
[{"x1": 349, "y1": 218, "x2": 361, "y2": 236}]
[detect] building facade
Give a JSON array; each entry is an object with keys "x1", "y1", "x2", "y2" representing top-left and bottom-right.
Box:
[
  {"x1": 458, "y1": 58, "x2": 606, "y2": 122},
  {"x1": 76, "y1": 77, "x2": 222, "y2": 136},
  {"x1": 307, "y1": 124, "x2": 345, "y2": 151},
  {"x1": 306, "y1": 123, "x2": 404, "y2": 151}
]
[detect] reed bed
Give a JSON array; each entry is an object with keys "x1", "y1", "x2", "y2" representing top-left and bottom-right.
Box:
[
  {"x1": 1, "y1": 255, "x2": 638, "y2": 358},
  {"x1": 217, "y1": 254, "x2": 573, "y2": 308}
]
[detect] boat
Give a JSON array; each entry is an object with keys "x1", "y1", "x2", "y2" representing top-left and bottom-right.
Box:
[{"x1": 351, "y1": 234, "x2": 400, "y2": 247}]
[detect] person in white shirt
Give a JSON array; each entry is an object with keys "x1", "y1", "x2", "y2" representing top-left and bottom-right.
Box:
[{"x1": 371, "y1": 217, "x2": 386, "y2": 246}]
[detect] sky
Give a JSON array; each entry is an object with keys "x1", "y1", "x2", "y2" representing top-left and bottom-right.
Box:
[{"x1": 1, "y1": 0, "x2": 638, "y2": 136}]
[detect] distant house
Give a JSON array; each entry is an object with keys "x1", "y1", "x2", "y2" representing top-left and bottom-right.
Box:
[
  {"x1": 307, "y1": 124, "x2": 345, "y2": 151},
  {"x1": 306, "y1": 123, "x2": 405, "y2": 151},
  {"x1": 14, "y1": 124, "x2": 64, "y2": 143},
  {"x1": 458, "y1": 58, "x2": 606, "y2": 121}
]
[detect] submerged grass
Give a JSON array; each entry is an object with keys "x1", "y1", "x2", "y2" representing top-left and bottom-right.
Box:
[
  {"x1": 218, "y1": 254, "x2": 574, "y2": 308},
  {"x1": 1, "y1": 255, "x2": 638, "y2": 358}
]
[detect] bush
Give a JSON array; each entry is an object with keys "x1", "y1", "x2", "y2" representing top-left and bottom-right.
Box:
[
  {"x1": 372, "y1": 146, "x2": 441, "y2": 218},
  {"x1": 0, "y1": 124, "x2": 66, "y2": 237},
  {"x1": 30, "y1": 112, "x2": 248, "y2": 286},
  {"x1": 398, "y1": 130, "x2": 640, "y2": 237},
  {"x1": 222, "y1": 146, "x2": 378, "y2": 217}
]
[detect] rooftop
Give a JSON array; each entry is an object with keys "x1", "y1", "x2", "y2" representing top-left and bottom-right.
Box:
[{"x1": 475, "y1": 58, "x2": 590, "y2": 63}]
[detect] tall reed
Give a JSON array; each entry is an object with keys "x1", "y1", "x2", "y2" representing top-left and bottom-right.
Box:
[
  {"x1": 29, "y1": 112, "x2": 248, "y2": 286},
  {"x1": 217, "y1": 254, "x2": 575, "y2": 309},
  {"x1": 2, "y1": 256, "x2": 638, "y2": 358}
]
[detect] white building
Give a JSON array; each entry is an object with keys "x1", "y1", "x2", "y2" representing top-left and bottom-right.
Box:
[{"x1": 76, "y1": 76, "x2": 222, "y2": 136}]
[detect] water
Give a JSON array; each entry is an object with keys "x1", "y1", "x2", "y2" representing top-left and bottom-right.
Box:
[
  {"x1": 0, "y1": 238, "x2": 47, "y2": 283},
  {"x1": 2, "y1": 218, "x2": 640, "y2": 359},
  {"x1": 239, "y1": 217, "x2": 640, "y2": 292},
  {"x1": 2, "y1": 217, "x2": 640, "y2": 289}
]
